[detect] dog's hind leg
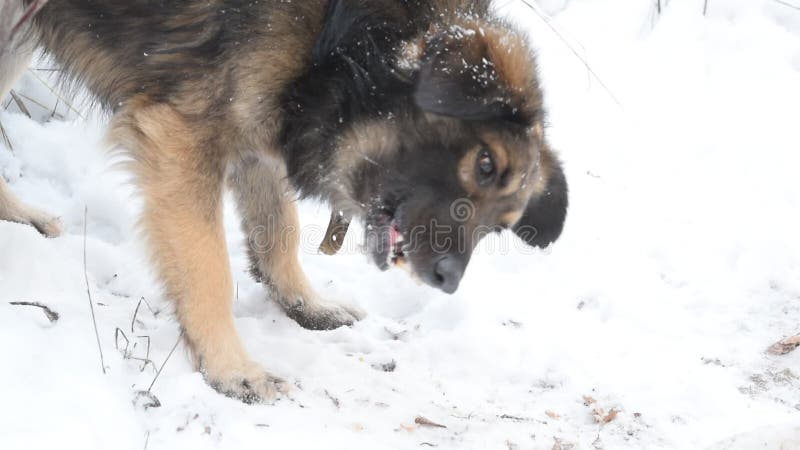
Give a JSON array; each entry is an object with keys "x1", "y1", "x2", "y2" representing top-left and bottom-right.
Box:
[
  {"x1": 0, "y1": 177, "x2": 62, "y2": 237},
  {"x1": 229, "y1": 154, "x2": 364, "y2": 330},
  {"x1": 112, "y1": 102, "x2": 286, "y2": 403}
]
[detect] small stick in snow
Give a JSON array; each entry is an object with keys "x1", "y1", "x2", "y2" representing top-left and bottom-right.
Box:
[
  {"x1": 9, "y1": 301, "x2": 59, "y2": 322},
  {"x1": 83, "y1": 206, "x2": 107, "y2": 374},
  {"x1": 767, "y1": 335, "x2": 800, "y2": 355},
  {"x1": 498, "y1": 414, "x2": 534, "y2": 422},
  {"x1": 319, "y1": 211, "x2": 351, "y2": 255},
  {"x1": 324, "y1": 389, "x2": 341, "y2": 409}
]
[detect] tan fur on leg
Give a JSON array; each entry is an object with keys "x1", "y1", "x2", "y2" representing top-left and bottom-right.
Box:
[
  {"x1": 0, "y1": 177, "x2": 62, "y2": 237},
  {"x1": 229, "y1": 155, "x2": 364, "y2": 330},
  {"x1": 111, "y1": 101, "x2": 285, "y2": 403}
]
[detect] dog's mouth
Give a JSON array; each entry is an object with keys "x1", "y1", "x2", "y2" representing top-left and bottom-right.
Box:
[{"x1": 367, "y1": 206, "x2": 409, "y2": 271}]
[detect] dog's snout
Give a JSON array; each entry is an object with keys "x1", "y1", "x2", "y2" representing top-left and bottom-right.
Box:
[{"x1": 433, "y1": 256, "x2": 466, "y2": 294}]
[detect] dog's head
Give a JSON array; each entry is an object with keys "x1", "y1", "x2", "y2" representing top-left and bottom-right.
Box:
[
  {"x1": 334, "y1": 21, "x2": 568, "y2": 293},
  {"x1": 284, "y1": 1, "x2": 568, "y2": 293}
]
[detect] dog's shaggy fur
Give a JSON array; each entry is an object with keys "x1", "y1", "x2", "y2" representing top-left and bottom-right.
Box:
[{"x1": 0, "y1": 0, "x2": 568, "y2": 403}]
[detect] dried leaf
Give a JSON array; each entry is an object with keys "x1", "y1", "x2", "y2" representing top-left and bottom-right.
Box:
[
  {"x1": 552, "y1": 437, "x2": 576, "y2": 450},
  {"x1": 545, "y1": 410, "x2": 561, "y2": 420},
  {"x1": 603, "y1": 409, "x2": 619, "y2": 423},
  {"x1": 415, "y1": 416, "x2": 447, "y2": 428},
  {"x1": 133, "y1": 390, "x2": 161, "y2": 410},
  {"x1": 767, "y1": 335, "x2": 800, "y2": 355}
]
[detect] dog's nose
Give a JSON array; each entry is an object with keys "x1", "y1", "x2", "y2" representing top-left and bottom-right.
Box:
[{"x1": 433, "y1": 256, "x2": 466, "y2": 294}]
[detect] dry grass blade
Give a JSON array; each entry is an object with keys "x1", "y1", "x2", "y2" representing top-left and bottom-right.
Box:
[
  {"x1": 518, "y1": 0, "x2": 623, "y2": 108},
  {"x1": 15, "y1": 91, "x2": 65, "y2": 121},
  {"x1": 773, "y1": 0, "x2": 800, "y2": 11},
  {"x1": 0, "y1": 120, "x2": 12, "y2": 152},
  {"x1": 148, "y1": 331, "x2": 183, "y2": 392},
  {"x1": 115, "y1": 327, "x2": 131, "y2": 356},
  {"x1": 9, "y1": 91, "x2": 31, "y2": 119},
  {"x1": 131, "y1": 297, "x2": 157, "y2": 333},
  {"x1": 9, "y1": 301, "x2": 59, "y2": 322},
  {"x1": 83, "y1": 206, "x2": 106, "y2": 374},
  {"x1": 26, "y1": 69, "x2": 85, "y2": 120}
]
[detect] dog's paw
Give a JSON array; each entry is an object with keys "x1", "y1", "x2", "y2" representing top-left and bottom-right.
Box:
[
  {"x1": 204, "y1": 360, "x2": 288, "y2": 404},
  {"x1": 1, "y1": 205, "x2": 63, "y2": 238},
  {"x1": 283, "y1": 298, "x2": 365, "y2": 331},
  {"x1": 29, "y1": 214, "x2": 63, "y2": 238}
]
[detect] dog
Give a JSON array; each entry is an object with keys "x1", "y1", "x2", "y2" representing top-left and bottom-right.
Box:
[{"x1": 0, "y1": 0, "x2": 568, "y2": 403}]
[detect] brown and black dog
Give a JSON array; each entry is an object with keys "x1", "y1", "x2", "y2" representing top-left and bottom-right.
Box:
[{"x1": 0, "y1": 0, "x2": 568, "y2": 403}]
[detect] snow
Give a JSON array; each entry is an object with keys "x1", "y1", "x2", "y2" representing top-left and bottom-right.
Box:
[{"x1": 1, "y1": 1, "x2": 799, "y2": 449}]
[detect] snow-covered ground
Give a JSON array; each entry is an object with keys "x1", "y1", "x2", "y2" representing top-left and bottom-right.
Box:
[{"x1": 2, "y1": 0, "x2": 799, "y2": 449}]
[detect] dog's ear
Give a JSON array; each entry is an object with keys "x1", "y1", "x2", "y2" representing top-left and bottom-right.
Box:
[
  {"x1": 513, "y1": 150, "x2": 568, "y2": 249},
  {"x1": 413, "y1": 23, "x2": 542, "y2": 126}
]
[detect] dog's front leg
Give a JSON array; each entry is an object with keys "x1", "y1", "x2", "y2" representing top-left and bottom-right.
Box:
[
  {"x1": 114, "y1": 103, "x2": 285, "y2": 403},
  {"x1": 0, "y1": 177, "x2": 62, "y2": 237},
  {"x1": 229, "y1": 155, "x2": 364, "y2": 330}
]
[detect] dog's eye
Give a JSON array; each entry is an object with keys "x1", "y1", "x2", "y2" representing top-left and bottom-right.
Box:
[{"x1": 476, "y1": 148, "x2": 496, "y2": 186}]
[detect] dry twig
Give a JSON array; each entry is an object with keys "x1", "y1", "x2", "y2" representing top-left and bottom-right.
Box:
[{"x1": 9, "y1": 301, "x2": 59, "y2": 322}]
